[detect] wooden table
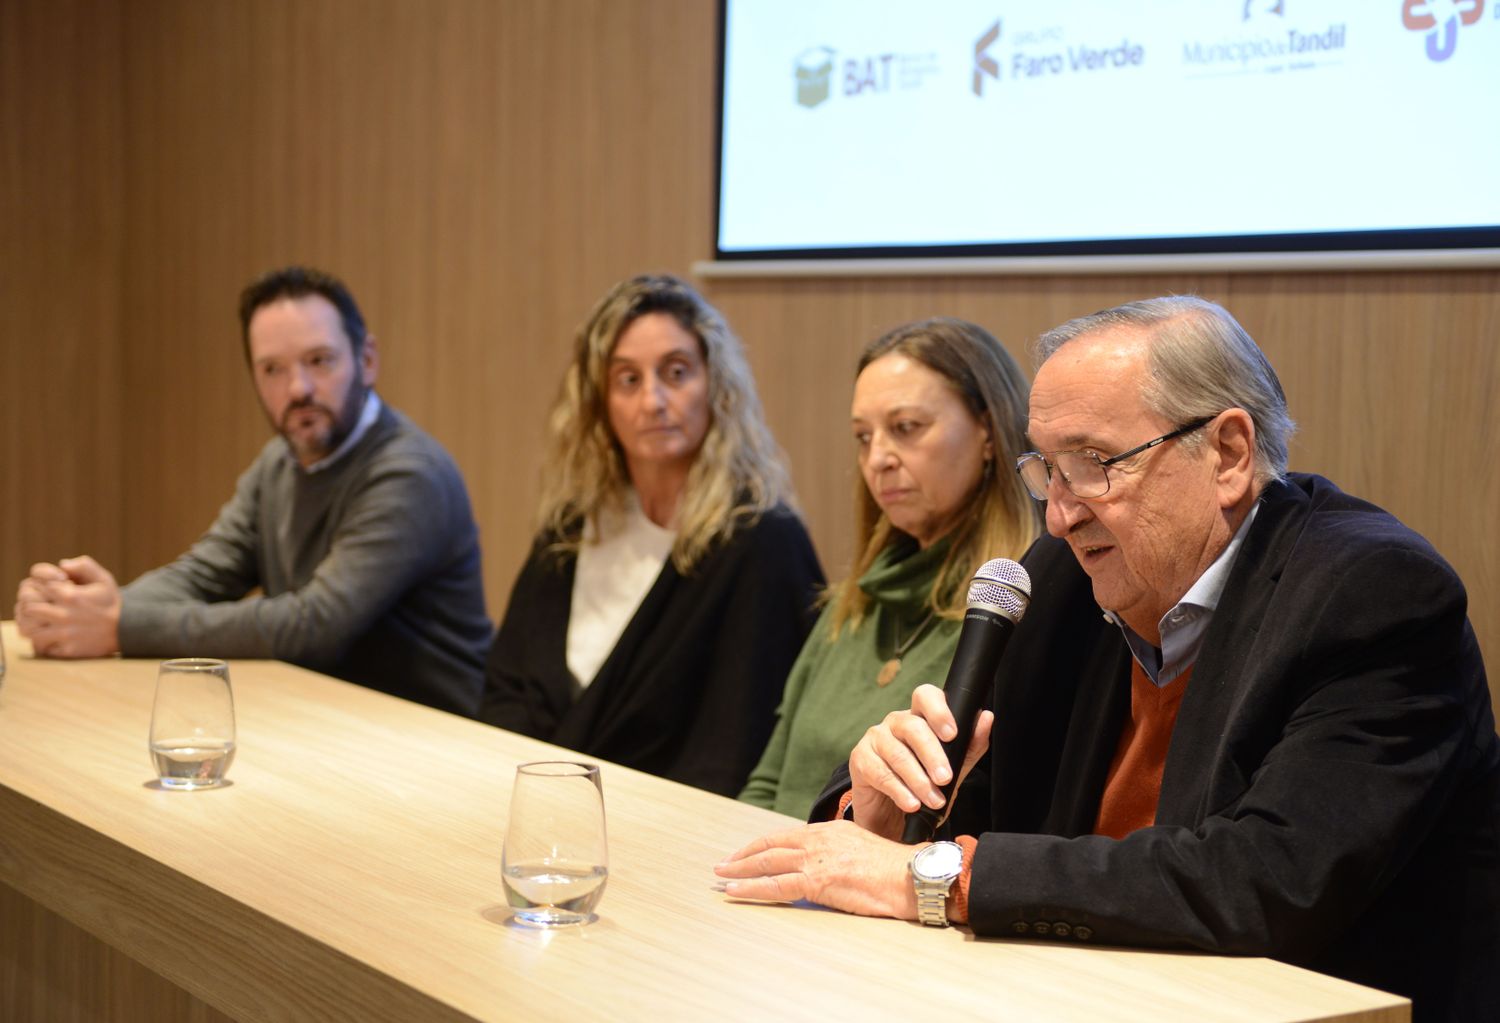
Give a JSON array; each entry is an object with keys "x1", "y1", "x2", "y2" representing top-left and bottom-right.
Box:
[{"x1": 0, "y1": 622, "x2": 1409, "y2": 1022}]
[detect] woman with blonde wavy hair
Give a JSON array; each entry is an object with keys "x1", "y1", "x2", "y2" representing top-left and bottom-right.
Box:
[
  {"x1": 741, "y1": 317, "x2": 1039, "y2": 818},
  {"x1": 481, "y1": 274, "x2": 823, "y2": 797}
]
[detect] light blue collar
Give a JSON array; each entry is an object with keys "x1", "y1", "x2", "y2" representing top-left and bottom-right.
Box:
[{"x1": 1107, "y1": 501, "x2": 1259, "y2": 687}]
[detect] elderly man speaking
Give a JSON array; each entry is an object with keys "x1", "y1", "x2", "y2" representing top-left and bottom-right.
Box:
[{"x1": 716, "y1": 297, "x2": 1499, "y2": 1022}]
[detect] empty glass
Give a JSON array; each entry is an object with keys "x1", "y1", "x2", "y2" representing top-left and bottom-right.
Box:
[
  {"x1": 149, "y1": 658, "x2": 236, "y2": 789},
  {"x1": 502, "y1": 761, "x2": 608, "y2": 926}
]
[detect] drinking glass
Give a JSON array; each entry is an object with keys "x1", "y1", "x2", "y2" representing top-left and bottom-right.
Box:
[
  {"x1": 148, "y1": 658, "x2": 236, "y2": 789},
  {"x1": 502, "y1": 761, "x2": 608, "y2": 926}
]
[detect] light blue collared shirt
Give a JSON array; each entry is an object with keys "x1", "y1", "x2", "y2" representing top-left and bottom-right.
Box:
[
  {"x1": 298, "y1": 392, "x2": 382, "y2": 474},
  {"x1": 1106, "y1": 502, "x2": 1260, "y2": 687}
]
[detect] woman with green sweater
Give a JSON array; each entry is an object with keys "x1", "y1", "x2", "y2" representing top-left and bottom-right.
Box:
[{"x1": 740, "y1": 318, "x2": 1040, "y2": 819}]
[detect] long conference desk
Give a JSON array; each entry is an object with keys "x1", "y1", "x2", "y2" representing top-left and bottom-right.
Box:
[{"x1": 0, "y1": 621, "x2": 1409, "y2": 1022}]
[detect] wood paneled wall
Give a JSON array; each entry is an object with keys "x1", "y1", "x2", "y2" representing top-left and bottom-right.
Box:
[
  {"x1": 1, "y1": 0, "x2": 126, "y2": 599},
  {"x1": 3, "y1": 0, "x2": 1496, "y2": 710}
]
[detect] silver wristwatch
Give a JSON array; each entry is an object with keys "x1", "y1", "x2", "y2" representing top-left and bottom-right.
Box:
[{"x1": 910, "y1": 841, "x2": 963, "y2": 927}]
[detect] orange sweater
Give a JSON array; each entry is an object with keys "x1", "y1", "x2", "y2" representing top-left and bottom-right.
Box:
[{"x1": 1093, "y1": 660, "x2": 1192, "y2": 839}]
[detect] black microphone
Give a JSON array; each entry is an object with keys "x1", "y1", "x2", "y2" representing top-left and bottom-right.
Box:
[{"x1": 900, "y1": 558, "x2": 1031, "y2": 844}]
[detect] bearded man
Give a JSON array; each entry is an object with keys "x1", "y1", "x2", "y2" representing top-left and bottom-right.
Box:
[{"x1": 14, "y1": 266, "x2": 491, "y2": 715}]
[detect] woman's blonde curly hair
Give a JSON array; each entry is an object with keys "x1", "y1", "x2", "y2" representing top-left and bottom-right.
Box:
[{"x1": 538, "y1": 274, "x2": 792, "y2": 573}]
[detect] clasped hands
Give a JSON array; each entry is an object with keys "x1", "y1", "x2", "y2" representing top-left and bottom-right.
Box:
[
  {"x1": 13, "y1": 555, "x2": 122, "y2": 658},
  {"x1": 715, "y1": 684, "x2": 992, "y2": 920}
]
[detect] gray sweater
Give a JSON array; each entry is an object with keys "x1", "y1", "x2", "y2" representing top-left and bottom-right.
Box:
[{"x1": 119, "y1": 403, "x2": 491, "y2": 715}]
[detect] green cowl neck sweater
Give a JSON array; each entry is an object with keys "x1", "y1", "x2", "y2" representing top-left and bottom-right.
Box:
[{"x1": 739, "y1": 536, "x2": 963, "y2": 819}]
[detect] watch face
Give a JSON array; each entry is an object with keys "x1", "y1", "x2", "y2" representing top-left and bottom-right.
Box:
[{"x1": 915, "y1": 841, "x2": 963, "y2": 880}]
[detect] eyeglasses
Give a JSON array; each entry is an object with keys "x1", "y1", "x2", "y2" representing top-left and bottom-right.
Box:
[{"x1": 1014, "y1": 416, "x2": 1216, "y2": 501}]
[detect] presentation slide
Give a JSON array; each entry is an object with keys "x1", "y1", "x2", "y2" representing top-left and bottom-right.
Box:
[{"x1": 717, "y1": 0, "x2": 1500, "y2": 257}]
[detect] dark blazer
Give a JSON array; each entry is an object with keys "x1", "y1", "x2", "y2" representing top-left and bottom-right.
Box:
[
  {"x1": 819, "y1": 474, "x2": 1499, "y2": 1021},
  {"x1": 481, "y1": 505, "x2": 823, "y2": 797}
]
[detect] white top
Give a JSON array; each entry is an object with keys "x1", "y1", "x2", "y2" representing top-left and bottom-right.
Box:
[{"x1": 567, "y1": 491, "x2": 675, "y2": 688}]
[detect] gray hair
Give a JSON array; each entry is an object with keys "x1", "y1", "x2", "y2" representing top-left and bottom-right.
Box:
[{"x1": 1035, "y1": 296, "x2": 1295, "y2": 485}]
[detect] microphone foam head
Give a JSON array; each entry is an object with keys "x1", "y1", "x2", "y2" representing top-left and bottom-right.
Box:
[{"x1": 967, "y1": 558, "x2": 1031, "y2": 622}]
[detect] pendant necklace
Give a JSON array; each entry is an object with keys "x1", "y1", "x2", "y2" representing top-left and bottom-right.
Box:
[{"x1": 876, "y1": 609, "x2": 937, "y2": 687}]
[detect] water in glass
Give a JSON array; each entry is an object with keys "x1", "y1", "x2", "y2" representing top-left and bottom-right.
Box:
[
  {"x1": 502, "y1": 761, "x2": 608, "y2": 926},
  {"x1": 149, "y1": 658, "x2": 235, "y2": 789}
]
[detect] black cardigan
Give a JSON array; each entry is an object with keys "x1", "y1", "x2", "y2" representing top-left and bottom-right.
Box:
[{"x1": 481, "y1": 505, "x2": 823, "y2": 797}]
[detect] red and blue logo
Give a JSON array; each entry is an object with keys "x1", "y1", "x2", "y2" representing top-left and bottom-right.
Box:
[{"x1": 1403, "y1": 0, "x2": 1486, "y2": 61}]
